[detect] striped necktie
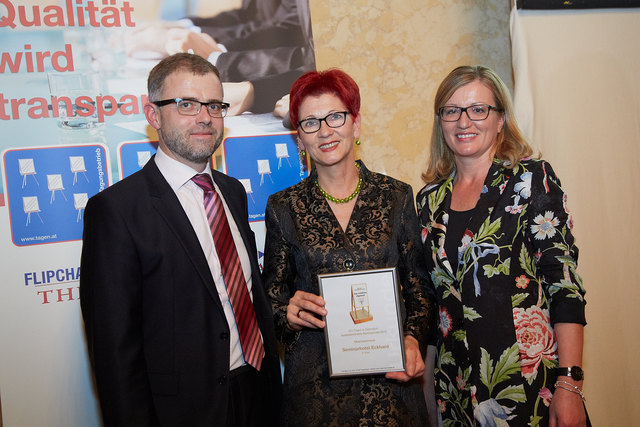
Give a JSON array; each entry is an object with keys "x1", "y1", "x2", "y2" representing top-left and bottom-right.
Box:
[{"x1": 192, "y1": 174, "x2": 264, "y2": 370}]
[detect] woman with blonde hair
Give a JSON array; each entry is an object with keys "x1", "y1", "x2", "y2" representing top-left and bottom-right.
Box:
[{"x1": 418, "y1": 65, "x2": 588, "y2": 426}]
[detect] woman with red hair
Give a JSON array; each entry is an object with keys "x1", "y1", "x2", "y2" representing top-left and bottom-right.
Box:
[{"x1": 262, "y1": 69, "x2": 435, "y2": 426}]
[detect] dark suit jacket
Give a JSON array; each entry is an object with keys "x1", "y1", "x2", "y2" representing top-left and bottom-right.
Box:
[{"x1": 80, "y1": 158, "x2": 282, "y2": 427}]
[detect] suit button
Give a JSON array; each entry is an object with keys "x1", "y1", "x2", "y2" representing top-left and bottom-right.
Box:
[
  {"x1": 343, "y1": 259, "x2": 355, "y2": 270},
  {"x1": 220, "y1": 332, "x2": 229, "y2": 340},
  {"x1": 218, "y1": 375, "x2": 227, "y2": 385}
]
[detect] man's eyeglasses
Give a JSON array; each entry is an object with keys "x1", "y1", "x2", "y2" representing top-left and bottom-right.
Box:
[
  {"x1": 297, "y1": 111, "x2": 348, "y2": 134},
  {"x1": 153, "y1": 98, "x2": 230, "y2": 118},
  {"x1": 438, "y1": 104, "x2": 502, "y2": 122}
]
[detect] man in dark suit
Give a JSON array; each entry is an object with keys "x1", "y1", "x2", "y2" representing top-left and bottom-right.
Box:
[{"x1": 80, "y1": 53, "x2": 282, "y2": 426}]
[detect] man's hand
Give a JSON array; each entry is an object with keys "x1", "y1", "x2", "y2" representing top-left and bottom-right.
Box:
[
  {"x1": 125, "y1": 22, "x2": 177, "y2": 56},
  {"x1": 273, "y1": 94, "x2": 290, "y2": 119},
  {"x1": 222, "y1": 82, "x2": 255, "y2": 116},
  {"x1": 125, "y1": 23, "x2": 222, "y2": 59},
  {"x1": 165, "y1": 29, "x2": 221, "y2": 58}
]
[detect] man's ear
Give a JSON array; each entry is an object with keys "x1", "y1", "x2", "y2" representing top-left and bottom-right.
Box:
[{"x1": 144, "y1": 102, "x2": 161, "y2": 130}]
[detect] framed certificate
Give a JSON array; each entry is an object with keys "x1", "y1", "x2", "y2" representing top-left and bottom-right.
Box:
[{"x1": 317, "y1": 267, "x2": 405, "y2": 377}]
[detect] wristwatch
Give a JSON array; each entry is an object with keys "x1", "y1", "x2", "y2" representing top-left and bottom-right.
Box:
[{"x1": 557, "y1": 366, "x2": 584, "y2": 381}]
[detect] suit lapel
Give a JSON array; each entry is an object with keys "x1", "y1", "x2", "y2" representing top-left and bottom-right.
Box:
[
  {"x1": 142, "y1": 159, "x2": 222, "y2": 308},
  {"x1": 428, "y1": 178, "x2": 455, "y2": 276}
]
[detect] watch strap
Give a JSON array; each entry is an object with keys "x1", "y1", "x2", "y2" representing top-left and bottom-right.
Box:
[{"x1": 557, "y1": 366, "x2": 584, "y2": 380}]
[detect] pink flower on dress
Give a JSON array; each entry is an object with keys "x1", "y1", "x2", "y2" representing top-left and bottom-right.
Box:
[
  {"x1": 499, "y1": 182, "x2": 507, "y2": 194},
  {"x1": 471, "y1": 385, "x2": 478, "y2": 408},
  {"x1": 456, "y1": 374, "x2": 466, "y2": 390},
  {"x1": 505, "y1": 203, "x2": 523, "y2": 214},
  {"x1": 539, "y1": 387, "x2": 553, "y2": 407},
  {"x1": 437, "y1": 399, "x2": 446, "y2": 413},
  {"x1": 515, "y1": 275, "x2": 530, "y2": 289},
  {"x1": 513, "y1": 306, "x2": 557, "y2": 379},
  {"x1": 421, "y1": 226, "x2": 429, "y2": 243},
  {"x1": 459, "y1": 229, "x2": 474, "y2": 253},
  {"x1": 562, "y1": 193, "x2": 570, "y2": 214},
  {"x1": 439, "y1": 307, "x2": 453, "y2": 338},
  {"x1": 562, "y1": 193, "x2": 575, "y2": 229}
]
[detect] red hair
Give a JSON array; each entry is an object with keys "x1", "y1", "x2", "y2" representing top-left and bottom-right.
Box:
[{"x1": 289, "y1": 69, "x2": 361, "y2": 129}]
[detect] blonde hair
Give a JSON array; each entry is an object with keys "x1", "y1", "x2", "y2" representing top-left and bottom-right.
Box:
[{"x1": 422, "y1": 65, "x2": 535, "y2": 184}]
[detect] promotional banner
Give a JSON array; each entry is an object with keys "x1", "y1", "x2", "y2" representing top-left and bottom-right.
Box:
[{"x1": 0, "y1": 1, "x2": 315, "y2": 424}]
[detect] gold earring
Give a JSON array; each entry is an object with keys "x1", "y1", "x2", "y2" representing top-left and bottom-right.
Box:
[
  {"x1": 300, "y1": 150, "x2": 306, "y2": 158},
  {"x1": 355, "y1": 139, "x2": 361, "y2": 146}
]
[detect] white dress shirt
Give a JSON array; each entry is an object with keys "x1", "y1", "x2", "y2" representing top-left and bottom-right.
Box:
[{"x1": 155, "y1": 147, "x2": 257, "y2": 370}]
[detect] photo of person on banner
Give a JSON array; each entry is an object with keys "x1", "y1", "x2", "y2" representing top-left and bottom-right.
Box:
[{"x1": 126, "y1": 0, "x2": 315, "y2": 116}]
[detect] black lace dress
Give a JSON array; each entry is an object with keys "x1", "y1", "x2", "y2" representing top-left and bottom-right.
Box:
[{"x1": 262, "y1": 161, "x2": 434, "y2": 427}]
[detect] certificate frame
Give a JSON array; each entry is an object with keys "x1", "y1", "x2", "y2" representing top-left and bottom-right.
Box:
[{"x1": 317, "y1": 267, "x2": 405, "y2": 377}]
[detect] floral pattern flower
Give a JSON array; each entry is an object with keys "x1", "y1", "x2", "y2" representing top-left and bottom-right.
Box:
[
  {"x1": 439, "y1": 306, "x2": 453, "y2": 337},
  {"x1": 539, "y1": 387, "x2": 553, "y2": 407},
  {"x1": 514, "y1": 171, "x2": 532, "y2": 199},
  {"x1": 499, "y1": 181, "x2": 507, "y2": 194},
  {"x1": 513, "y1": 306, "x2": 557, "y2": 379},
  {"x1": 458, "y1": 229, "x2": 474, "y2": 253},
  {"x1": 515, "y1": 275, "x2": 530, "y2": 289},
  {"x1": 530, "y1": 211, "x2": 560, "y2": 240},
  {"x1": 505, "y1": 200, "x2": 523, "y2": 214},
  {"x1": 456, "y1": 374, "x2": 466, "y2": 390},
  {"x1": 421, "y1": 226, "x2": 429, "y2": 243},
  {"x1": 562, "y1": 193, "x2": 570, "y2": 214},
  {"x1": 474, "y1": 399, "x2": 512, "y2": 425}
]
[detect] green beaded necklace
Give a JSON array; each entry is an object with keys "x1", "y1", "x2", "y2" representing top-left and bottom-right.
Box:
[{"x1": 315, "y1": 163, "x2": 362, "y2": 204}]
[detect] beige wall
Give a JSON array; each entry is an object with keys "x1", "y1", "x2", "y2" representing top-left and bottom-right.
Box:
[
  {"x1": 310, "y1": 0, "x2": 512, "y2": 192},
  {"x1": 512, "y1": 9, "x2": 640, "y2": 425},
  {"x1": 311, "y1": 1, "x2": 638, "y2": 425}
]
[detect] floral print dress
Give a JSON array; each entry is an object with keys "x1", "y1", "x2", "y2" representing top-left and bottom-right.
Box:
[{"x1": 416, "y1": 159, "x2": 586, "y2": 426}]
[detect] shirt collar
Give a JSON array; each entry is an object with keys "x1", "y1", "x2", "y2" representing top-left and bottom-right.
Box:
[{"x1": 154, "y1": 145, "x2": 212, "y2": 191}]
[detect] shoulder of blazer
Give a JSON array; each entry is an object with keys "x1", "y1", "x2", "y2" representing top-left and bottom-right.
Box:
[
  {"x1": 90, "y1": 155, "x2": 171, "y2": 202},
  {"x1": 140, "y1": 157, "x2": 174, "y2": 199},
  {"x1": 363, "y1": 166, "x2": 412, "y2": 194},
  {"x1": 418, "y1": 180, "x2": 445, "y2": 196}
]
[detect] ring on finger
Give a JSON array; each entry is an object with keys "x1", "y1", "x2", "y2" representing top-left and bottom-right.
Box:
[{"x1": 297, "y1": 308, "x2": 304, "y2": 318}]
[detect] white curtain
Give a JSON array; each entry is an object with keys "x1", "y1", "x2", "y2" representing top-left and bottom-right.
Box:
[{"x1": 510, "y1": 7, "x2": 640, "y2": 425}]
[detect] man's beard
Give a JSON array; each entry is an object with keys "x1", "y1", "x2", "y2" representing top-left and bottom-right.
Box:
[{"x1": 160, "y1": 126, "x2": 223, "y2": 165}]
